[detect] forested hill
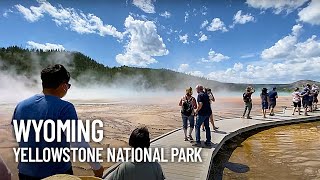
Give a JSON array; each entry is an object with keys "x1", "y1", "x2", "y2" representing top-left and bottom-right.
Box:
[
  {"x1": 0, "y1": 46, "x2": 318, "y2": 91},
  {"x1": 0, "y1": 46, "x2": 226, "y2": 90}
]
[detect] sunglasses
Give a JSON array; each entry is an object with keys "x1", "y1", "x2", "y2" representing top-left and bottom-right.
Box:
[{"x1": 65, "y1": 82, "x2": 71, "y2": 89}]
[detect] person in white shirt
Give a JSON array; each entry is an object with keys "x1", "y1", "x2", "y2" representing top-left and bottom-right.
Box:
[{"x1": 292, "y1": 87, "x2": 302, "y2": 115}]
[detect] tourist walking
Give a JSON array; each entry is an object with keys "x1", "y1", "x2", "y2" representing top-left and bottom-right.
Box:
[
  {"x1": 179, "y1": 87, "x2": 197, "y2": 141},
  {"x1": 260, "y1": 88, "x2": 269, "y2": 118},
  {"x1": 242, "y1": 86, "x2": 255, "y2": 119},
  {"x1": 268, "y1": 87, "x2": 278, "y2": 116}
]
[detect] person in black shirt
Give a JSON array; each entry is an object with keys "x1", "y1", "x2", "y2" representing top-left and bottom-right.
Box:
[{"x1": 194, "y1": 85, "x2": 212, "y2": 146}]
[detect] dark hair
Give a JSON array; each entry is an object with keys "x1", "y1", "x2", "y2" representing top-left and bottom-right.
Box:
[
  {"x1": 41, "y1": 64, "x2": 70, "y2": 89},
  {"x1": 129, "y1": 127, "x2": 150, "y2": 148},
  {"x1": 294, "y1": 87, "x2": 299, "y2": 91},
  {"x1": 262, "y1": 88, "x2": 268, "y2": 93}
]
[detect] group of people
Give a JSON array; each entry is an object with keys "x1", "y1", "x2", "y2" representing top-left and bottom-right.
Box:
[
  {"x1": 292, "y1": 84, "x2": 319, "y2": 116},
  {"x1": 179, "y1": 85, "x2": 218, "y2": 146},
  {"x1": 242, "y1": 86, "x2": 278, "y2": 119},
  {"x1": 242, "y1": 84, "x2": 319, "y2": 118}
]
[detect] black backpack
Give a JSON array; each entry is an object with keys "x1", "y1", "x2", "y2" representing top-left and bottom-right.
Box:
[
  {"x1": 181, "y1": 97, "x2": 193, "y2": 116},
  {"x1": 243, "y1": 93, "x2": 250, "y2": 103}
]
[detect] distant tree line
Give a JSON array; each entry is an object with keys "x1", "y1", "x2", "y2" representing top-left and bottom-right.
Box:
[{"x1": 1, "y1": 46, "x2": 318, "y2": 92}]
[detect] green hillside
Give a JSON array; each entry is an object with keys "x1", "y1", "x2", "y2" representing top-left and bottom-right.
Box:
[{"x1": 0, "y1": 46, "x2": 318, "y2": 92}]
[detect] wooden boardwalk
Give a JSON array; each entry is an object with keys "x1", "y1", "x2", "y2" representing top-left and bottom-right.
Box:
[{"x1": 104, "y1": 110, "x2": 320, "y2": 180}]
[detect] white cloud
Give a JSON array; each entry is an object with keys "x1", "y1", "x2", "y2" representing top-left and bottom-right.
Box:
[
  {"x1": 298, "y1": 0, "x2": 320, "y2": 25},
  {"x1": 184, "y1": 11, "x2": 189, "y2": 23},
  {"x1": 200, "y1": 20, "x2": 209, "y2": 29},
  {"x1": 189, "y1": 71, "x2": 204, "y2": 77},
  {"x1": 26, "y1": 41, "x2": 65, "y2": 51},
  {"x1": 116, "y1": 15, "x2": 169, "y2": 67},
  {"x1": 208, "y1": 57, "x2": 320, "y2": 83},
  {"x1": 201, "y1": 49, "x2": 230, "y2": 63},
  {"x1": 15, "y1": 4, "x2": 43, "y2": 22},
  {"x1": 230, "y1": 10, "x2": 255, "y2": 28},
  {"x1": 132, "y1": 0, "x2": 155, "y2": 14},
  {"x1": 200, "y1": 6, "x2": 208, "y2": 16},
  {"x1": 207, "y1": 62, "x2": 247, "y2": 83},
  {"x1": 206, "y1": 18, "x2": 228, "y2": 32},
  {"x1": 209, "y1": 23, "x2": 320, "y2": 83},
  {"x1": 240, "y1": 53, "x2": 255, "y2": 58},
  {"x1": 261, "y1": 24, "x2": 302, "y2": 59},
  {"x1": 233, "y1": 62, "x2": 244, "y2": 71},
  {"x1": 179, "y1": 34, "x2": 189, "y2": 44},
  {"x1": 15, "y1": 1, "x2": 123, "y2": 39},
  {"x1": 178, "y1": 64, "x2": 189, "y2": 72},
  {"x1": 246, "y1": 0, "x2": 308, "y2": 14},
  {"x1": 199, "y1": 34, "x2": 208, "y2": 42},
  {"x1": 294, "y1": 35, "x2": 320, "y2": 58},
  {"x1": 3, "y1": 9, "x2": 13, "y2": 17},
  {"x1": 160, "y1": 11, "x2": 171, "y2": 18}
]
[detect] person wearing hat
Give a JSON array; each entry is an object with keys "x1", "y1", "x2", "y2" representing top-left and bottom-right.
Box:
[
  {"x1": 268, "y1": 87, "x2": 278, "y2": 116},
  {"x1": 242, "y1": 86, "x2": 255, "y2": 119},
  {"x1": 260, "y1": 88, "x2": 269, "y2": 118},
  {"x1": 179, "y1": 87, "x2": 197, "y2": 141}
]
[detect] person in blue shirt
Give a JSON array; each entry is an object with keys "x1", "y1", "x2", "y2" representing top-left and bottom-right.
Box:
[
  {"x1": 12, "y1": 64, "x2": 104, "y2": 180},
  {"x1": 268, "y1": 87, "x2": 278, "y2": 116}
]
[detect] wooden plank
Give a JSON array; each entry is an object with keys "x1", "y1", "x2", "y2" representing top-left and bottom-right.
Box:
[{"x1": 104, "y1": 110, "x2": 320, "y2": 180}]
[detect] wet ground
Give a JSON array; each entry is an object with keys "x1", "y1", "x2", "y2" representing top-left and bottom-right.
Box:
[{"x1": 212, "y1": 121, "x2": 320, "y2": 180}]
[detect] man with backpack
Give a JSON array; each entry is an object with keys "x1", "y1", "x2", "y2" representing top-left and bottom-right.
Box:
[
  {"x1": 179, "y1": 87, "x2": 197, "y2": 141},
  {"x1": 242, "y1": 86, "x2": 255, "y2": 119}
]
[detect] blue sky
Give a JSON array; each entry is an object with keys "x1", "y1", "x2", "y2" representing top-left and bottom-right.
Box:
[{"x1": 1, "y1": 0, "x2": 320, "y2": 84}]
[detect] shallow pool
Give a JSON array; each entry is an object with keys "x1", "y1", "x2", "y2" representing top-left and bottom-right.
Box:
[{"x1": 223, "y1": 121, "x2": 320, "y2": 180}]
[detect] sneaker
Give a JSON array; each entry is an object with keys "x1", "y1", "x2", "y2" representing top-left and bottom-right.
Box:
[
  {"x1": 193, "y1": 142, "x2": 201, "y2": 147},
  {"x1": 184, "y1": 137, "x2": 188, "y2": 141},
  {"x1": 204, "y1": 141, "x2": 212, "y2": 146},
  {"x1": 188, "y1": 135, "x2": 194, "y2": 141},
  {"x1": 247, "y1": 116, "x2": 252, "y2": 119},
  {"x1": 213, "y1": 126, "x2": 219, "y2": 130}
]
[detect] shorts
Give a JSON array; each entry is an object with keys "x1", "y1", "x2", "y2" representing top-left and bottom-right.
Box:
[
  {"x1": 181, "y1": 114, "x2": 195, "y2": 129},
  {"x1": 302, "y1": 100, "x2": 310, "y2": 108},
  {"x1": 293, "y1": 101, "x2": 301, "y2": 108},
  {"x1": 269, "y1": 101, "x2": 276, "y2": 109},
  {"x1": 262, "y1": 102, "x2": 268, "y2": 110}
]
